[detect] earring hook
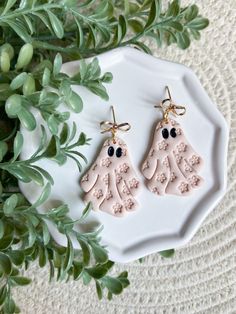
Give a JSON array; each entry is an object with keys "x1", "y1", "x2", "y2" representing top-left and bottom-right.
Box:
[
  {"x1": 155, "y1": 86, "x2": 186, "y2": 123},
  {"x1": 100, "y1": 106, "x2": 131, "y2": 143}
]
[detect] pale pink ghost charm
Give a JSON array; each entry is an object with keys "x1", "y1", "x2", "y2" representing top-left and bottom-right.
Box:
[
  {"x1": 80, "y1": 137, "x2": 141, "y2": 217},
  {"x1": 142, "y1": 119, "x2": 204, "y2": 196}
]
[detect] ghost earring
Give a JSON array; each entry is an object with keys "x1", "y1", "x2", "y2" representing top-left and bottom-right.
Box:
[
  {"x1": 80, "y1": 106, "x2": 141, "y2": 217},
  {"x1": 141, "y1": 86, "x2": 204, "y2": 196}
]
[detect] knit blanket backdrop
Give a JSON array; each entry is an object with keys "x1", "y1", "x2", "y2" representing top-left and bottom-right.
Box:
[{"x1": 14, "y1": 0, "x2": 236, "y2": 313}]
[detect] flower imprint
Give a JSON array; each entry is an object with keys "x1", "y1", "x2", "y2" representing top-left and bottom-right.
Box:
[
  {"x1": 142, "y1": 161, "x2": 149, "y2": 170},
  {"x1": 149, "y1": 149, "x2": 155, "y2": 157},
  {"x1": 129, "y1": 178, "x2": 139, "y2": 189},
  {"x1": 178, "y1": 182, "x2": 189, "y2": 193},
  {"x1": 170, "y1": 172, "x2": 177, "y2": 182},
  {"x1": 189, "y1": 155, "x2": 200, "y2": 166},
  {"x1": 92, "y1": 164, "x2": 97, "y2": 171},
  {"x1": 116, "y1": 173, "x2": 122, "y2": 184},
  {"x1": 119, "y1": 163, "x2": 129, "y2": 173},
  {"x1": 124, "y1": 198, "x2": 135, "y2": 210},
  {"x1": 152, "y1": 187, "x2": 159, "y2": 194},
  {"x1": 158, "y1": 140, "x2": 168, "y2": 150},
  {"x1": 113, "y1": 203, "x2": 123, "y2": 214},
  {"x1": 81, "y1": 173, "x2": 89, "y2": 182},
  {"x1": 103, "y1": 174, "x2": 109, "y2": 185},
  {"x1": 93, "y1": 189, "x2": 103, "y2": 199},
  {"x1": 176, "y1": 128, "x2": 182, "y2": 135},
  {"x1": 122, "y1": 184, "x2": 131, "y2": 195},
  {"x1": 162, "y1": 157, "x2": 169, "y2": 168},
  {"x1": 184, "y1": 162, "x2": 193, "y2": 172},
  {"x1": 188, "y1": 175, "x2": 200, "y2": 187},
  {"x1": 175, "y1": 154, "x2": 182, "y2": 164},
  {"x1": 156, "y1": 173, "x2": 167, "y2": 183},
  {"x1": 106, "y1": 191, "x2": 113, "y2": 200},
  {"x1": 177, "y1": 142, "x2": 187, "y2": 153},
  {"x1": 101, "y1": 158, "x2": 111, "y2": 167}
]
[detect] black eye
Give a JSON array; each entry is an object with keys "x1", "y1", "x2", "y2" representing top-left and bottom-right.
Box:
[
  {"x1": 108, "y1": 146, "x2": 114, "y2": 156},
  {"x1": 116, "y1": 147, "x2": 122, "y2": 158},
  {"x1": 162, "y1": 128, "x2": 169, "y2": 139},
  {"x1": 170, "y1": 128, "x2": 177, "y2": 138}
]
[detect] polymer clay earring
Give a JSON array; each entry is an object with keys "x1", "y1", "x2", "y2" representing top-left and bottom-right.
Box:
[
  {"x1": 142, "y1": 86, "x2": 204, "y2": 196},
  {"x1": 80, "y1": 106, "x2": 141, "y2": 217}
]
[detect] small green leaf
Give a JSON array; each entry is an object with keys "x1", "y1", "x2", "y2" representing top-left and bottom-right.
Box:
[
  {"x1": 77, "y1": 238, "x2": 90, "y2": 265},
  {"x1": 10, "y1": 72, "x2": 28, "y2": 90},
  {"x1": 66, "y1": 91, "x2": 83, "y2": 113},
  {"x1": 42, "y1": 222, "x2": 50, "y2": 245},
  {"x1": 42, "y1": 67, "x2": 51, "y2": 86},
  {"x1": 87, "y1": 82, "x2": 109, "y2": 100},
  {"x1": 187, "y1": 18, "x2": 209, "y2": 30},
  {"x1": 11, "y1": 276, "x2": 31, "y2": 286},
  {"x1": 0, "y1": 286, "x2": 7, "y2": 305},
  {"x1": 48, "y1": 11, "x2": 64, "y2": 39},
  {"x1": 85, "y1": 265, "x2": 109, "y2": 279},
  {"x1": 2, "y1": 0, "x2": 17, "y2": 15},
  {"x1": 16, "y1": 43, "x2": 33, "y2": 70},
  {"x1": 12, "y1": 131, "x2": 23, "y2": 161},
  {"x1": 145, "y1": 0, "x2": 160, "y2": 28},
  {"x1": 3, "y1": 194, "x2": 18, "y2": 215},
  {"x1": 32, "y1": 182, "x2": 51, "y2": 207},
  {"x1": 8, "y1": 250, "x2": 25, "y2": 266},
  {"x1": 0, "y1": 252, "x2": 12, "y2": 275},
  {"x1": 63, "y1": 236, "x2": 74, "y2": 272},
  {"x1": 102, "y1": 276, "x2": 123, "y2": 295},
  {"x1": 59, "y1": 123, "x2": 69, "y2": 144},
  {"x1": 90, "y1": 241, "x2": 108, "y2": 264},
  {"x1": 176, "y1": 31, "x2": 191, "y2": 49},
  {"x1": 18, "y1": 105, "x2": 36, "y2": 131},
  {"x1": 0, "y1": 141, "x2": 8, "y2": 162},
  {"x1": 53, "y1": 53, "x2": 62, "y2": 76},
  {"x1": 159, "y1": 249, "x2": 175, "y2": 258},
  {"x1": 5, "y1": 94, "x2": 22, "y2": 118},
  {"x1": 96, "y1": 281, "x2": 103, "y2": 300}
]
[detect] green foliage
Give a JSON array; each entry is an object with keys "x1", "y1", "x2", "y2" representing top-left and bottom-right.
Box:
[{"x1": 0, "y1": 0, "x2": 208, "y2": 312}]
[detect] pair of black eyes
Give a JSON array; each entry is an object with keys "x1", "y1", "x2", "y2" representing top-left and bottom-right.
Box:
[
  {"x1": 162, "y1": 128, "x2": 177, "y2": 139},
  {"x1": 108, "y1": 146, "x2": 122, "y2": 158}
]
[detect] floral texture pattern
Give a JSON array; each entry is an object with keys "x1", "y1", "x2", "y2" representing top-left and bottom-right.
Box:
[
  {"x1": 142, "y1": 119, "x2": 204, "y2": 196},
  {"x1": 80, "y1": 138, "x2": 141, "y2": 217}
]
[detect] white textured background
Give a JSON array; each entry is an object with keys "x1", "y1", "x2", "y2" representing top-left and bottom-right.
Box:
[{"x1": 14, "y1": 0, "x2": 236, "y2": 313}]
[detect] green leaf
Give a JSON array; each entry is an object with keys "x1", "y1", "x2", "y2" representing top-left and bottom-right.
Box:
[
  {"x1": 96, "y1": 281, "x2": 103, "y2": 300},
  {"x1": 77, "y1": 238, "x2": 90, "y2": 265},
  {"x1": 10, "y1": 72, "x2": 28, "y2": 90},
  {"x1": 11, "y1": 276, "x2": 31, "y2": 286},
  {"x1": 87, "y1": 82, "x2": 109, "y2": 100},
  {"x1": 8, "y1": 250, "x2": 25, "y2": 266},
  {"x1": 66, "y1": 91, "x2": 83, "y2": 113},
  {"x1": 42, "y1": 67, "x2": 51, "y2": 86},
  {"x1": 48, "y1": 11, "x2": 64, "y2": 39},
  {"x1": 145, "y1": 0, "x2": 160, "y2": 28},
  {"x1": 3, "y1": 194, "x2": 18, "y2": 215},
  {"x1": 2, "y1": 0, "x2": 17, "y2": 15},
  {"x1": 12, "y1": 131, "x2": 23, "y2": 161},
  {"x1": 32, "y1": 182, "x2": 51, "y2": 207},
  {"x1": 187, "y1": 18, "x2": 209, "y2": 30},
  {"x1": 90, "y1": 241, "x2": 108, "y2": 264},
  {"x1": 0, "y1": 220, "x2": 4, "y2": 239},
  {"x1": 42, "y1": 221, "x2": 50, "y2": 245},
  {"x1": 73, "y1": 261, "x2": 83, "y2": 280},
  {"x1": 0, "y1": 253, "x2": 12, "y2": 275},
  {"x1": 0, "y1": 141, "x2": 8, "y2": 162},
  {"x1": 85, "y1": 265, "x2": 109, "y2": 279},
  {"x1": 176, "y1": 31, "x2": 190, "y2": 49},
  {"x1": 18, "y1": 105, "x2": 36, "y2": 131},
  {"x1": 0, "y1": 286, "x2": 7, "y2": 306},
  {"x1": 63, "y1": 236, "x2": 74, "y2": 272},
  {"x1": 59, "y1": 123, "x2": 69, "y2": 144},
  {"x1": 53, "y1": 53, "x2": 62, "y2": 76},
  {"x1": 5, "y1": 94, "x2": 22, "y2": 118},
  {"x1": 159, "y1": 249, "x2": 175, "y2": 258},
  {"x1": 102, "y1": 276, "x2": 123, "y2": 295},
  {"x1": 44, "y1": 136, "x2": 60, "y2": 158},
  {"x1": 20, "y1": 165, "x2": 44, "y2": 186},
  {"x1": 185, "y1": 4, "x2": 199, "y2": 21}
]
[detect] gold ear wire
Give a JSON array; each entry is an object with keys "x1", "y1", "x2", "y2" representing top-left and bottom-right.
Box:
[
  {"x1": 100, "y1": 106, "x2": 131, "y2": 143},
  {"x1": 155, "y1": 86, "x2": 186, "y2": 123}
]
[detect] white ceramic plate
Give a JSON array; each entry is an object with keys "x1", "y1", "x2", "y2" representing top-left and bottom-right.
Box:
[{"x1": 19, "y1": 47, "x2": 228, "y2": 263}]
